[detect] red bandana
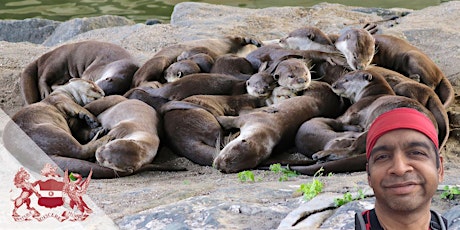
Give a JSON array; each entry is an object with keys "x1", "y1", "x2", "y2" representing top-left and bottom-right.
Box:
[{"x1": 366, "y1": 108, "x2": 438, "y2": 160}]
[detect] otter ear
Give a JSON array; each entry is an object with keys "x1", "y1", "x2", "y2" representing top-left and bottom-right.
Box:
[
  {"x1": 363, "y1": 73, "x2": 373, "y2": 81},
  {"x1": 307, "y1": 32, "x2": 315, "y2": 40},
  {"x1": 273, "y1": 74, "x2": 280, "y2": 81},
  {"x1": 177, "y1": 71, "x2": 183, "y2": 78},
  {"x1": 246, "y1": 80, "x2": 250, "y2": 86}
]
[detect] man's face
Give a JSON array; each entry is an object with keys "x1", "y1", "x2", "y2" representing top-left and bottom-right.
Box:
[{"x1": 367, "y1": 129, "x2": 444, "y2": 212}]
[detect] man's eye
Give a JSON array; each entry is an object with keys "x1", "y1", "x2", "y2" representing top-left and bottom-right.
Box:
[
  {"x1": 374, "y1": 154, "x2": 389, "y2": 162},
  {"x1": 409, "y1": 150, "x2": 427, "y2": 157}
]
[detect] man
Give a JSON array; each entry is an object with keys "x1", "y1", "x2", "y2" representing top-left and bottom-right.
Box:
[{"x1": 355, "y1": 108, "x2": 448, "y2": 230}]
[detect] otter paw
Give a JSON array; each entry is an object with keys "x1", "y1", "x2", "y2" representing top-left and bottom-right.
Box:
[
  {"x1": 245, "y1": 37, "x2": 263, "y2": 47},
  {"x1": 90, "y1": 127, "x2": 109, "y2": 140},
  {"x1": 312, "y1": 150, "x2": 349, "y2": 161},
  {"x1": 80, "y1": 113, "x2": 100, "y2": 128},
  {"x1": 263, "y1": 107, "x2": 279, "y2": 113}
]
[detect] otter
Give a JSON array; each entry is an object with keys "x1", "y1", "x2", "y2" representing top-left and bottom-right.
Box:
[
  {"x1": 372, "y1": 34, "x2": 454, "y2": 107},
  {"x1": 245, "y1": 44, "x2": 346, "y2": 72},
  {"x1": 334, "y1": 28, "x2": 376, "y2": 71},
  {"x1": 3, "y1": 79, "x2": 111, "y2": 163},
  {"x1": 161, "y1": 94, "x2": 266, "y2": 165},
  {"x1": 333, "y1": 29, "x2": 454, "y2": 107},
  {"x1": 296, "y1": 69, "x2": 448, "y2": 162},
  {"x1": 164, "y1": 60, "x2": 201, "y2": 83},
  {"x1": 137, "y1": 73, "x2": 248, "y2": 102},
  {"x1": 164, "y1": 52, "x2": 216, "y2": 82},
  {"x1": 245, "y1": 63, "x2": 278, "y2": 98},
  {"x1": 266, "y1": 86, "x2": 298, "y2": 105},
  {"x1": 279, "y1": 26, "x2": 336, "y2": 52},
  {"x1": 91, "y1": 97, "x2": 161, "y2": 174},
  {"x1": 20, "y1": 40, "x2": 139, "y2": 104},
  {"x1": 213, "y1": 81, "x2": 346, "y2": 173},
  {"x1": 210, "y1": 54, "x2": 255, "y2": 80},
  {"x1": 268, "y1": 57, "x2": 312, "y2": 93},
  {"x1": 132, "y1": 36, "x2": 262, "y2": 86}
]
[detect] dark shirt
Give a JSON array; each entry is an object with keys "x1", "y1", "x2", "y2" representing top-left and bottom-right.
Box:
[{"x1": 355, "y1": 208, "x2": 448, "y2": 230}]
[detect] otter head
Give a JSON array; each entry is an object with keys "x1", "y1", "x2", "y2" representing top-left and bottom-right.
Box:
[
  {"x1": 273, "y1": 59, "x2": 312, "y2": 92},
  {"x1": 279, "y1": 26, "x2": 335, "y2": 52},
  {"x1": 95, "y1": 139, "x2": 147, "y2": 173},
  {"x1": 164, "y1": 60, "x2": 201, "y2": 83},
  {"x1": 269, "y1": 86, "x2": 297, "y2": 105},
  {"x1": 335, "y1": 28, "x2": 375, "y2": 71},
  {"x1": 246, "y1": 71, "x2": 277, "y2": 97},
  {"x1": 95, "y1": 60, "x2": 138, "y2": 96},
  {"x1": 213, "y1": 134, "x2": 270, "y2": 173},
  {"x1": 53, "y1": 78, "x2": 105, "y2": 105},
  {"x1": 177, "y1": 46, "x2": 217, "y2": 61},
  {"x1": 331, "y1": 70, "x2": 373, "y2": 102}
]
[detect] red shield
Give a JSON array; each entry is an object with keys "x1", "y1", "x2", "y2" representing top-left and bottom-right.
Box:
[{"x1": 37, "y1": 179, "x2": 64, "y2": 208}]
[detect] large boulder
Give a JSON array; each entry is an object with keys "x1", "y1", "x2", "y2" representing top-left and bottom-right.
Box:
[
  {"x1": 43, "y1": 15, "x2": 136, "y2": 46},
  {"x1": 0, "y1": 18, "x2": 60, "y2": 44}
]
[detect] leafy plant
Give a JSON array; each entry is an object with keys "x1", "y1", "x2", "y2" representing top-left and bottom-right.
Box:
[
  {"x1": 440, "y1": 185, "x2": 460, "y2": 200},
  {"x1": 238, "y1": 170, "x2": 255, "y2": 182},
  {"x1": 297, "y1": 168, "x2": 325, "y2": 201},
  {"x1": 334, "y1": 189, "x2": 366, "y2": 207},
  {"x1": 269, "y1": 163, "x2": 299, "y2": 181}
]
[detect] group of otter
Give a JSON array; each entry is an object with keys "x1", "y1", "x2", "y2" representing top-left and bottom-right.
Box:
[{"x1": 4, "y1": 24, "x2": 453, "y2": 178}]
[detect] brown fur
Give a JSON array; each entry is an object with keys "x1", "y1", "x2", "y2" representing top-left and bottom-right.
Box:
[
  {"x1": 279, "y1": 26, "x2": 336, "y2": 52},
  {"x1": 333, "y1": 29, "x2": 454, "y2": 107},
  {"x1": 213, "y1": 81, "x2": 346, "y2": 173},
  {"x1": 372, "y1": 34, "x2": 454, "y2": 107},
  {"x1": 4, "y1": 79, "x2": 110, "y2": 161},
  {"x1": 137, "y1": 73, "x2": 248, "y2": 102},
  {"x1": 210, "y1": 54, "x2": 255, "y2": 80},
  {"x1": 132, "y1": 36, "x2": 262, "y2": 86},
  {"x1": 161, "y1": 94, "x2": 266, "y2": 165},
  {"x1": 245, "y1": 44, "x2": 346, "y2": 72},
  {"x1": 297, "y1": 69, "x2": 448, "y2": 162},
  {"x1": 20, "y1": 41, "x2": 138, "y2": 104},
  {"x1": 93, "y1": 98, "x2": 161, "y2": 174}
]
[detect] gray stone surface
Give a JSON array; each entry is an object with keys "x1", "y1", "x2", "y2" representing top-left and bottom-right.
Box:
[
  {"x1": 43, "y1": 15, "x2": 136, "y2": 46},
  {"x1": 0, "y1": 18, "x2": 60, "y2": 44}
]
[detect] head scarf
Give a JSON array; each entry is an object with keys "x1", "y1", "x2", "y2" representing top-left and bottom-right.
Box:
[{"x1": 366, "y1": 108, "x2": 438, "y2": 160}]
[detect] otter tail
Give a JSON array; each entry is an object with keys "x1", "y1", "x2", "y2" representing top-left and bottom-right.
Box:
[
  {"x1": 289, "y1": 154, "x2": 367, "y2": 176},
  {"x1": 436, "y1": 77, "x2": 454, "y2": 108},
  {"x1": 426, "y1": 97, "x2": 450, "y2": 149},
  {"x1": 20, "y1": 61, "x2": 40, "y2": 105}
]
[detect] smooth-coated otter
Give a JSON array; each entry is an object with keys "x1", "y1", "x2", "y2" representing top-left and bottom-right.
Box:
[{"x1": 20, "y1": 40, "x2": 138, "y2": 104}]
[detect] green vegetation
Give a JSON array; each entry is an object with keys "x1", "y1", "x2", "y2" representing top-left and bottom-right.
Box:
[
  {"x1": 269, "y1": 163, "x2": 299, "y2": 181},
  {"x1": 440, "y1": 185, "x2": 460, "y2": 200},
  {"x1": 334, "y1": 189, "x2": 366, "y2": 207},
  {"x1": 297, "y1": 168, "x2": 325, "y2": 201},
  {"x1": 238, "y1": 170, "x2": 255, "y2": 182}
]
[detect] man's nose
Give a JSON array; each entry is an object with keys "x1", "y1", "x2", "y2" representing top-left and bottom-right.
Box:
[{"x1": 389, "y1": 152, "x2": 413, "y2": 176}]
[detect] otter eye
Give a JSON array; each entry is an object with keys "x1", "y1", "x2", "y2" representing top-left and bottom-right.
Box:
[
  {"x1": 288, "y1": 75, "x2": 295, "y2": 79},
  {"x1": 273, "y1": 74, "x2": 279, "y2": 80}
]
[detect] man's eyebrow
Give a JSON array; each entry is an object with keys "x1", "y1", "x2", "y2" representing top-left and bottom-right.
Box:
[
  {"x1": 370, "y1": 145, "x2": 391, "y2": 156},
  {"x1": 370, "y1": 141, "x2": 434, "y2": 156},
  {"x1": 405, "y1": 141, "x2": 433, "y2": 151}
]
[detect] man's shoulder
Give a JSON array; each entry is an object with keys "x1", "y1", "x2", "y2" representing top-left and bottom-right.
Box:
[{"x1": 354, "y1": 209, "x2": 448, "y2": 230}]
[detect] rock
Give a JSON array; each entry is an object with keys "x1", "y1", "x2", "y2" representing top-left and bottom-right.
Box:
[
  {"x1": 443, "y1": 205, "x2": 460, "y2": 229},
  {"x1": 0, "y1": 18, "x2": 60, "y2": 44},
  {"x1": 320, "y1": 198, "x2": 375, "y2": 229},
  {"x1": 42, "y1": 15, "x2": 136, "y2": 46}
]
